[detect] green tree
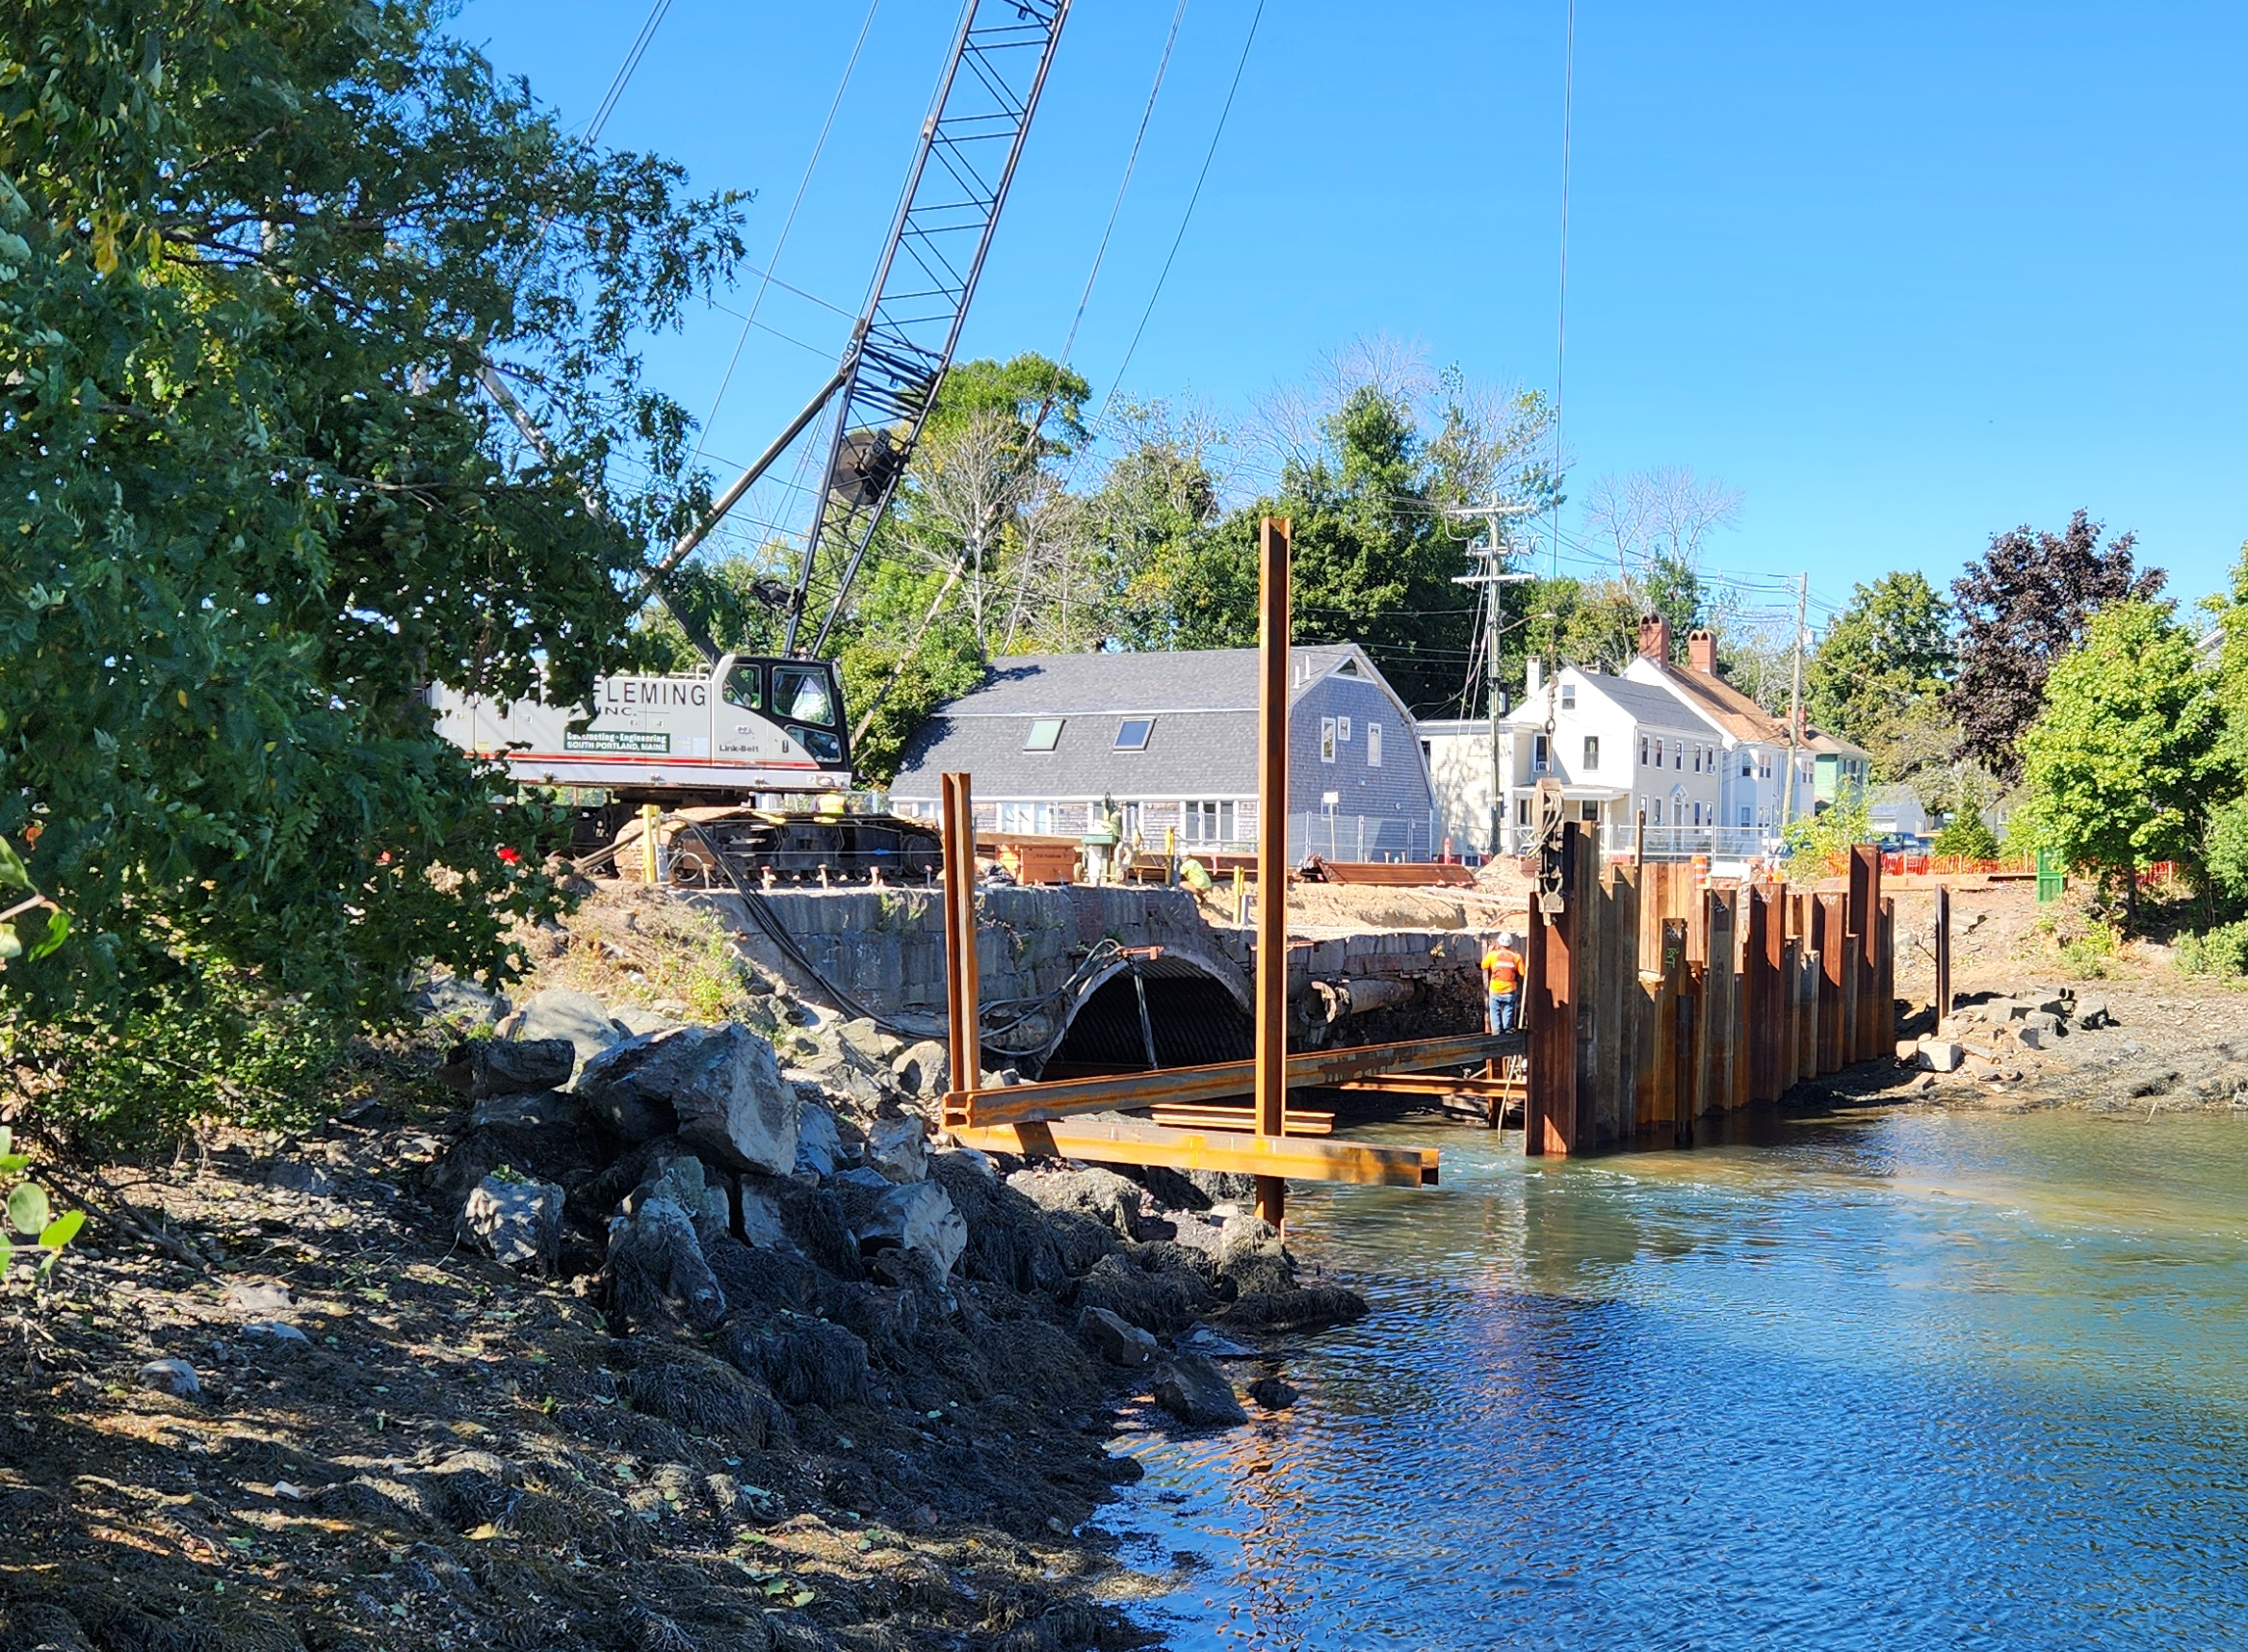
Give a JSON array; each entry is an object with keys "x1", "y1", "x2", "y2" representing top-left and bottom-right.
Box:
[
  {"x1": 2016, "y1": 599, "x2": 2217, "y2": 927},
  {"x1": 1, "y1": 5, "x2": 744, "y2": 1049},
  {"x1": 1805, "y1": 572, "x2": 1955, "y2": 744}
]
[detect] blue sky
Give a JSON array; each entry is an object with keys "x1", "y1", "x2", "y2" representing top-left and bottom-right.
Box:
[{"x1": 459, "y1": 1, "x2": 2247, "y2": 624}]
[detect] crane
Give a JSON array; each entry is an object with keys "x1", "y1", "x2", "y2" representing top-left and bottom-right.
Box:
[{"x1": 435, "y1": 0, "x2": 1073, "y2": 881}]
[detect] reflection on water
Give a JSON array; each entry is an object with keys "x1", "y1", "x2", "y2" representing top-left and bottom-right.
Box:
[{"x1": 1113, "y1": 1109, "x2": 2248, "y2": 1650}]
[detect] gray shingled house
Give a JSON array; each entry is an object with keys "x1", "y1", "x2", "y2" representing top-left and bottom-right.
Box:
[{"x1": 887, "y1": 644, "x2": 1441, "y2": 862}]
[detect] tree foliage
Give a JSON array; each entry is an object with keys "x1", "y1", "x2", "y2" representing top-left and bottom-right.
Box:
[
  {"x1": 1, "y1": 1, "x2": 745, "y2": 1051},
  {"x1": 2015, "y1": 600, "x2": 2216, "y2": 904},
  {"x1": 1947, "y1": 511, "x2": 2161, "y2": 783}
]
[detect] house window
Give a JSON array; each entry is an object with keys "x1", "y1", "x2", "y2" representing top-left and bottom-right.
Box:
[
  {"x1": 1639, "y1": 735, "x2": 1650, "y2": 766},
  {"x1": 1739, "y1": 806, "x2": 1752, "y2": 827},
  {"x1": 1532, "y1": 733, "x2": 1550, "y2": 772},
  {"x1": 1581, "y1": 800, "x2": 1599, "y2": 823},
  {"x1": 1320, "y1": 718, "x2": 1337, "y2": 763},
  {"x1": 1024, "y1": 718, "x2": 1063, "y2": 751},
  {"x1": 1560, "y1": 683, "x2": 1577, "y2": 710},
  {"x1": 1368, "y1": 721, "x2": 1383, "y2": 767},
  {"x1": 996, "y1": 802, "x2": 1059, "y2": 834},
  {"x1": 1115, "y1": 718, "x2": 1154, "y2": 751},
  {"x1": 1757, "y1": 750, "x2": 1772, "y2": 780},
  {"x1": 1338, "y1": 716, "x2": 1352, "y2": 744},
  {"x1": 1517, "y1": 797, "x2": 1530, "y2": 825},
  {"x1": 1739, "y1": 750, "x2": 1752, "y2": 777},
  {"x1": 1183, "y1": 800, "x2": 1237, "y2": 844},
  {"x1": 1673, "y1": 740, "x2": 1684, "y2": 769},
  {"x1": 1652, "y1": 798, "x2": 1663, "y2": 826},
  {"x1": 1582, "y1": 735, "x2": 1600, "y2": 772},
  {"x1": 1691, "y1": 747, "x2": 1702, "y2": 774}
]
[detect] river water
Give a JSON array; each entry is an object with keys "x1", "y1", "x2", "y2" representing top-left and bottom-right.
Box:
[{"x1": 1111, "y1": 1108, "x2": 2248, "y2": 1650}]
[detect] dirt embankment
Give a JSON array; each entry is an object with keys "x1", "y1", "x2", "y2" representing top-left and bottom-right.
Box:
[{"x1": 0, "y1": 887, "x2": 1364, "y2": 1652}]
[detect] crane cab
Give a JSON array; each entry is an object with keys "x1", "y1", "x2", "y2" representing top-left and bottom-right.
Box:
[{"x1": 430, "y1": 653, "x2": 854, "y2": 798}]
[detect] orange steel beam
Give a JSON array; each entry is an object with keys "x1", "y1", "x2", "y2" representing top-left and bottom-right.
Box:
[
  {"x1": 951, "y1": 1115, "x2": 1438, "y2": 1188},
  {"x1": 1146, "y1": 1105, "x2": 1335, "y2": 1136},
  {"x1": 1340, "y1": 1074, "x2": 1522, "y2": 1096},
  {"x1": 1253, "y1": 514, "x2": 1292, "y2": 1228},
  {"x1": 939, "y1": 773, "x2": 980, "y2": 1119},
  {"x1": 942, "y1": 1032, "x2": 1524, "y2": 1128}
]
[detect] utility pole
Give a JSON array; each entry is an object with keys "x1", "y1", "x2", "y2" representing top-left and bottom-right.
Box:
[
  {"x1": 1779, "y1": 571, "x2": 1809, "y2": 837},
  {"x1": 1448, "y1": 496, "x2": 1537, "y2": 859}
]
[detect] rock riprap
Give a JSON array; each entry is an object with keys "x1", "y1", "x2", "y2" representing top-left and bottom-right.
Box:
[{"x1": 578, "y1": 1024, "x2": 797, "y2": 1176}]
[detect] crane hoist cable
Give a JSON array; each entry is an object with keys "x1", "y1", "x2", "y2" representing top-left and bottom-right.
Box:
[{"x1": 691, "y1": 0, "x2": 885, "y2": 475}]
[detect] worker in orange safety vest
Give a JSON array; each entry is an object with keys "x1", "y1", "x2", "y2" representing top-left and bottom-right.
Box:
[{"x1": 1481, "y1": 930, "x2": 1524, "y2": 1033}]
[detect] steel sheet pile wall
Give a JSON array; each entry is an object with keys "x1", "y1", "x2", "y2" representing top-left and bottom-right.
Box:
[{"x1": 1526, "y1": 833, "x2": 1896, "y2": 1155}]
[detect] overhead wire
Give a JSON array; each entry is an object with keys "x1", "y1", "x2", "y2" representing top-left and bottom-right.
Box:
[
  {"x1": 584, "y1": 0, "x2": 677, "y2": 144},
  {"x1": 1058, "y1": 0, "x2": 1191, "y2": 370},
  {"x1": 692, "y1": 0, "x2": 884, "y2": 473},
  {"x1": 1099, "y1": 0, "x2": 1268, "y2": 419},
  {"x1": 1549, "y1": 0, "x2": 1576, "y2": 580}
]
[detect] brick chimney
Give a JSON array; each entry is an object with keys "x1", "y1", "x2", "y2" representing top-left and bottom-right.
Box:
[
  {"x1": 1636, "y1": 614, "x2": 1673, "y2": 663},
  {"x1": 1687, "y1": 627, "x2": 1718, "y2": 676}
]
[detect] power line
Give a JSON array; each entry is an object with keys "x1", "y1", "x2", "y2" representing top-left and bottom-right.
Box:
[
  {"x1": 1059, "y1": 0, "x2": 1190, "y2": 369},
  {"x1": 1548, "y1": 0, "x2": 1576, "y2": 580},
  {"x1": 1101, "y1": 0, "x2": 1268, "y2": 416},
  {"x1": 585, "y1": 0, "x2": 677, "y2": 144},
  {"x1": 692, "y1": 0, "x2": 883, "y2": 470}
]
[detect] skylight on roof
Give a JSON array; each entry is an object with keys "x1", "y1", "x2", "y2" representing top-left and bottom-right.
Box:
[
  {"x1": 1024, "y1": 718, "x2": 1063, "y2": 751},
  {"x1": 1114, "y1": 718, "x2": 1154, "y2": 751}
]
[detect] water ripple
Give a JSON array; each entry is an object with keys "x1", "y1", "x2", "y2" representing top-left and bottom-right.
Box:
[{"x1": 1115, "y1": 1111, "x2": 2248, "y2": 1650}]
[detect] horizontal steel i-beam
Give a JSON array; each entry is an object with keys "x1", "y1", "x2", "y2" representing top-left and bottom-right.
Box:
[
  {"x1": 946, "y1": 1032, "x2": 1525, "y2": 1129},
  {"x1": 949, "y1": 1115, "x2": 1439, "y2": 1187}
]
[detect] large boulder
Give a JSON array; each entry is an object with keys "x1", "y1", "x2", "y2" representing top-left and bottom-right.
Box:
[
  {"x1": 1152, "y1": 1353, "x2": 1247, "y2": 1428},
  {"x1": 446, "y1": 1036, "x2": 574, "y2": 1099},
  {"x1": 1007, "y1": 1166, "x2": 1143, "y2": 1241},
  {"x1": 632, "y1": 1151, "x2": 732, "y2": 1245},
  {"x1": 418, "y1": 974, "x2": 510, "y2": 1029},
  {"x1": 850, "y1": 1179, "x2": 967, "y2": 1275},
  {"x1": 794, "y1": 1098, "x2": 845, "y2": 1179},
  {"x1": 865, "y1": 1114, "x2": 928, "y2": 1184},
  {"x1": 1078, "y1": 1304, "x2": 1159, "y2": 1369},
  {"x1": 458, "y1": 1174, "x2": 563, "y2": 1272},
  {"x1": 891, "y1": 1039, "x2": 949, "y2": 1100},
  {"x1": 604, "y1": 1196, "x2": 726, "y2": 1331},
  {"x1": 578, "y1": 1024, "x2": 797, "y2": 1176},
  {"x1": 507, "y1": 987, "x2": 626, "y2": 1075}
]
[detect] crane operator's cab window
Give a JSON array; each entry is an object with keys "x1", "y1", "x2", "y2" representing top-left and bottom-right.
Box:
[
  {"x1": 774, "y1": 666, "x2": 834, "y2": 726},
  {"x1": 773, "y1": 664, "x2": 843, "y2": 765},
  {"x1": 721, "y1": 662, "x2": 762, "y2": 710}
]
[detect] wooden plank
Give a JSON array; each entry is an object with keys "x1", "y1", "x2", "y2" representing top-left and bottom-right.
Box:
[
  {"x1": 952, "y1": 1115, "x2": 1439, "y2": 1187},
  {"x1": 950, "y1": 1032, "x2": 1526, "y2": 1128}
]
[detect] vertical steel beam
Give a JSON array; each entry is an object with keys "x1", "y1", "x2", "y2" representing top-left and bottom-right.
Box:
[
  {"x1": 1253, "y1": 517, "x2": 1293, "y2": 1229},
  {"x1": 1934, "y1": 882, "x2": 1952, "y2": 1027},
  {"x1": 940, "y1": 773, "x2": 980, "y2": 1121}
]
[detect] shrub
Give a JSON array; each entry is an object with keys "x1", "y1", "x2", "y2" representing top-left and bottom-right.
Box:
[
  {"x1": 2178, "y1": 921, "x2": 2248, "y2": 978},
  {"x1": 5, "y1": 962, "x2": 352, "y2": 1150},
  {"x1": 1931, "y1": 811, "x2": 2000, "y2": 860},
  {"x1": 2056, "y1": 922, "x2": 2120, "y2": 980}
]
